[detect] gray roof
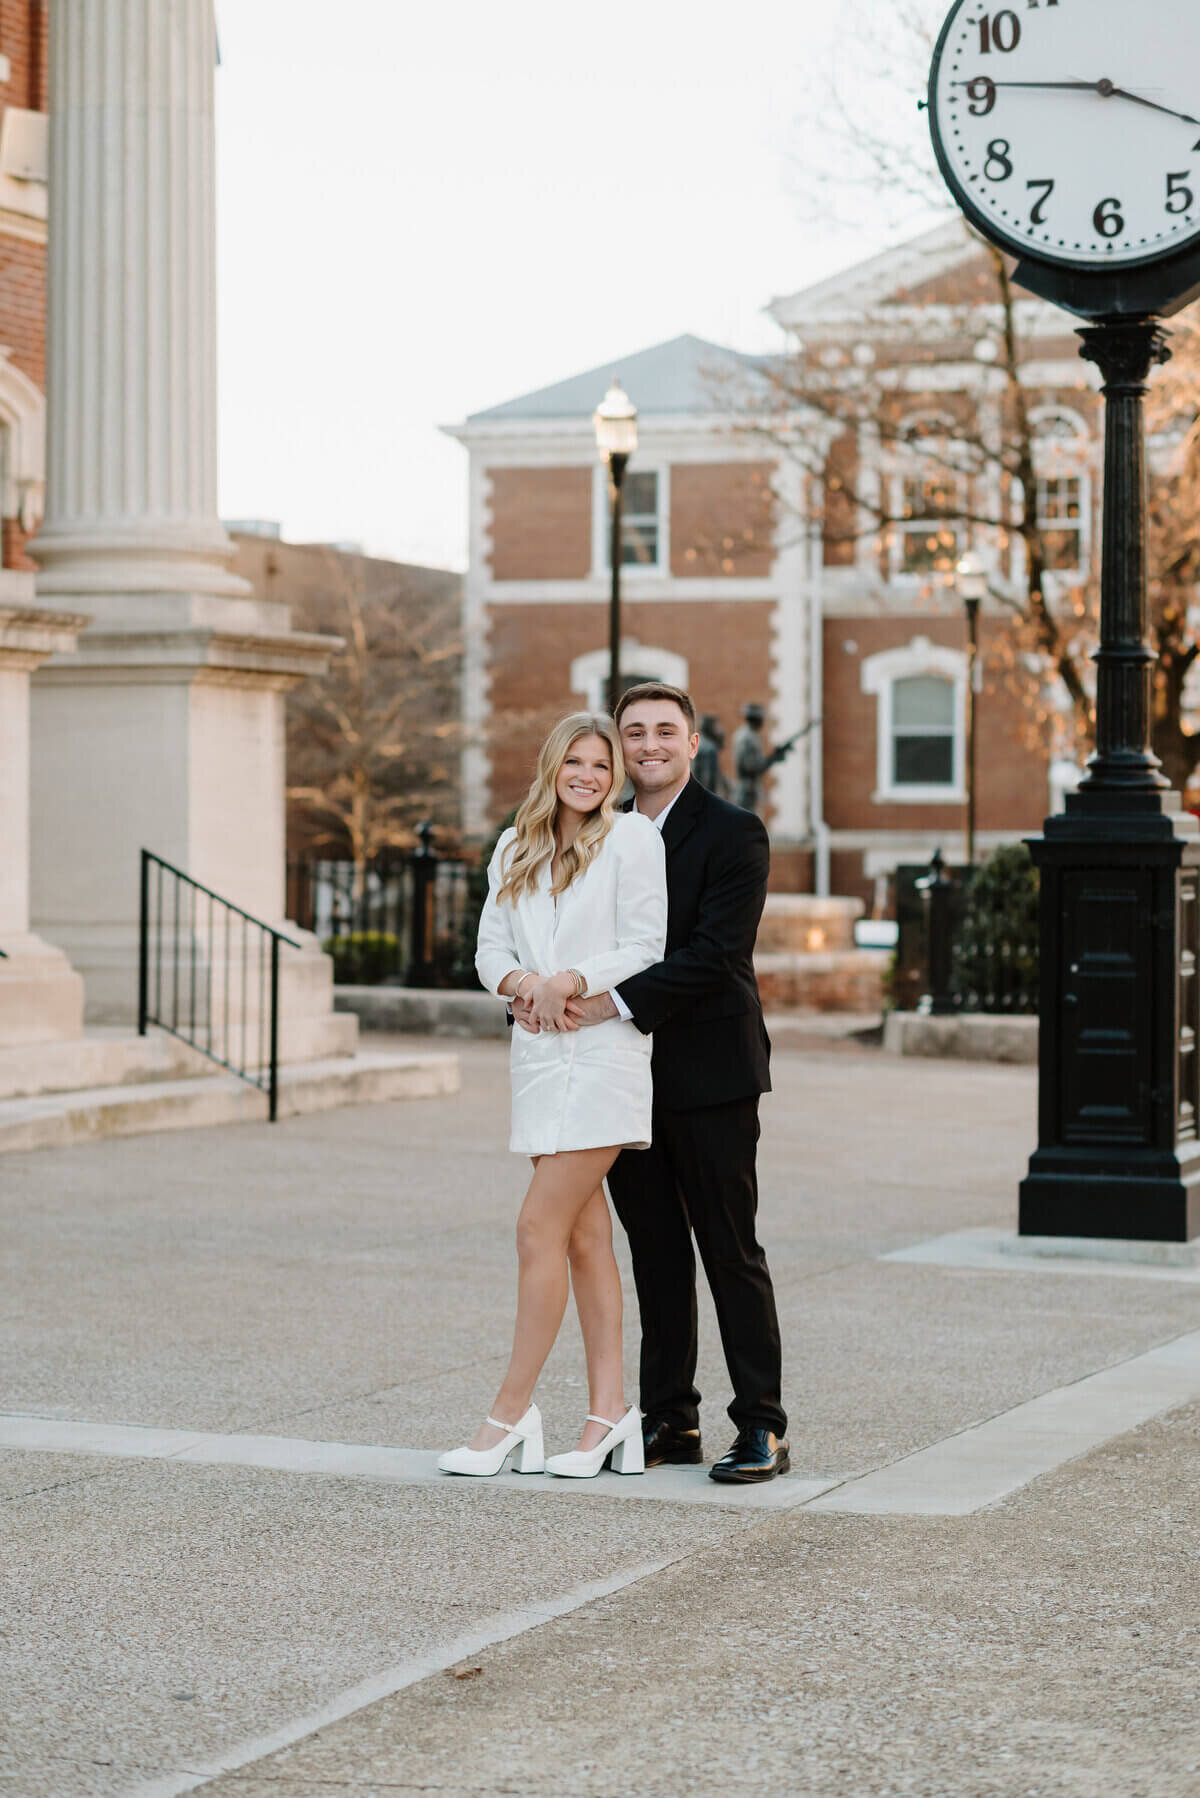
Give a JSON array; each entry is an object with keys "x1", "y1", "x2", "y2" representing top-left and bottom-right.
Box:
[{"x1": 466, "y1": 333, "x2": 767, "y2": 424}]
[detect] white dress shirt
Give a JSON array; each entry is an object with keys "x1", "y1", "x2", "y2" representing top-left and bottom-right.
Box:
[{"x1": 610, "y1": 780, "x2": 687, "y2": 1021}]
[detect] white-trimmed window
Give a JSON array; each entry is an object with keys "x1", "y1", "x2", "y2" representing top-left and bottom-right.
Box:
[
  {"x1": 592, "y1": 464, "x2": 669, "y2": 574},
  {"x1": 888, "y1": 415, "x2": 967, "y2": 578},
  {"x1": 862, "y1": 637, "x2": 966, "y2": 803},
  {"x1": 0, "y1": 348, "x2": 43, "y2": 534},
  {"x1": 569, "y1": 641, "x2": 689, "y2": 714},
  {"x1": 1022, "y1": 407, "x2": 1092, "y2": 579},
  {"x1": 1036, "y1": 475, "x2": 1084, "y2": 572},
  {"x1": 619, "y1": 470, "x2": 660, "y2": 567},
  {"x1": 892, "y1": 675, "x2": 956, "y2": 785}
]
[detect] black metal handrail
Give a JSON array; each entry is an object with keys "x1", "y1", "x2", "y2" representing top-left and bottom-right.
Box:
[{"x1": 137, "y1": 849, "x2": 302, "y2": 1121}]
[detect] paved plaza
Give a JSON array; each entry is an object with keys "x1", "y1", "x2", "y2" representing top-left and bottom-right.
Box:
[{"x1": 4, "y1": 1035, "x2": 1200, "y2": 1797}]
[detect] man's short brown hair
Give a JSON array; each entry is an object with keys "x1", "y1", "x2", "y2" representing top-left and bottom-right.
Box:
[{"x1": 614, "y1": 681, "x2": 697, "y2": 732}]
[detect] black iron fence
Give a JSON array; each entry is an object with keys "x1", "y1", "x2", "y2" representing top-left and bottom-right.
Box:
[
  {"x1": 286, "y1": 824, "x2": 478, "y2": 989},
  {"x1": 138, "y1": 849, "x2": 302, "y2": 1121},
  {"x1": 893, "y1": 847, "x2": 1039, "y2": 1016}
]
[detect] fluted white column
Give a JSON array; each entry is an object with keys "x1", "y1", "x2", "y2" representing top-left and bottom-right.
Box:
[
  {"x1": 34, "y1": 0, "x2": 243, "y2": 612},
  {"x1": 29, "y1": 0, "x2": 342, "y2": 1032}
]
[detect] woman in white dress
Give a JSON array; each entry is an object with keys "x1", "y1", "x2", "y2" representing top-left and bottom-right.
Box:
[{"x1": 438, "y1": 712, "x2": 667, "y2": 1481}]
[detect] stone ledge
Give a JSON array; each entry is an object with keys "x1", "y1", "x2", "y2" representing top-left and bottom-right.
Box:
[
  {"x1": 754, "y1": 950, "x2": 888, "y2": 1015},
  {"x1": 0, "y1": 1027, "x2": 209, "y2": 1100},
  {"x1": 336, "y1": 985, "x2": 509, "y2": 1039},
  {"x1": 883, "y1": 1010, "x2": 1038, "y2": 1063},
  {"x1": 756, "y1": 894, "x2": 864, "y2": 954},
  {"x1": 0, "y1": 1048, "x2": 461, "y2": 1155}
]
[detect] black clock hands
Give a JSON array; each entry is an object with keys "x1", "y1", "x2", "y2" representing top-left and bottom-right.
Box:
[
  {"x1": 951, "y1": 77, "x2": 1200, "y2": 129},
  {"x1": 1094, "y1": 83, "x2": 1200, "y2": 130}
]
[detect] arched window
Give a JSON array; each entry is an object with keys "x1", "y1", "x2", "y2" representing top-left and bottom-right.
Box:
[
  {"x1": 569, "y1": 642, "x2": 689, "y2": 714},
  {"x1": 1027, "y1": 407, "x2": 1091, "y2": 577},
  {"x1": 0, "y1": 347, "x2": 43, "y2": 545},
  {"x1": 862, "y1": 637, "x2": 966, "y2": 802}
]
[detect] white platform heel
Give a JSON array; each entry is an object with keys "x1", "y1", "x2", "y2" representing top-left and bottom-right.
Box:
[
  {"x1": 544, "y1": 1405, "x2": 645, "y2": 1478},
  {"x1": 437, "y1": 1404, "x2": 544, "y2": 1476}
]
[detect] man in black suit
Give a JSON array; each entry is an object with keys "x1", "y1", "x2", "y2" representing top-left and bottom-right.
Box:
[{"x1": 564, "y1": 682, "x2": 787, "y2": 1482}]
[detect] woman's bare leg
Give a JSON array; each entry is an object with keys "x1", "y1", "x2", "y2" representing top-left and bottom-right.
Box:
[
  {"x1": 469, "y1": 1145, "x2": 619, "y2": 1451},
  {"x1": 568, "y1": 1185, "x2": 627, "y2": 1450}
]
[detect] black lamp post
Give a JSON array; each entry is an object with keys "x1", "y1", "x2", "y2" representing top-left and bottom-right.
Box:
[
  {"x1": 955, "y1": 551, "x2": 986, "y2": 868},
  {"x1": 593, "y1": 378, "x2": 638, "y2": 716}
]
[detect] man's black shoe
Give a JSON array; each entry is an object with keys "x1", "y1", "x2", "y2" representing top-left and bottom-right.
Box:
[
  {"x1": 643, "y1": 1420, "x2": 703, "y2": 1468},
  {"x1": 708, "y1": 1429, "x2": 790, "y2": 1483}
]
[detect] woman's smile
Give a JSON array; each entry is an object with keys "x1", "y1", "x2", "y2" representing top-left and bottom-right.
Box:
[{"x1": 555, "y1": 736, "x2": 613, "y2": 814}]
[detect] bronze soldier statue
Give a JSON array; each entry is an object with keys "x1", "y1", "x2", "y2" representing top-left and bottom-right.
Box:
[
  {"x1": 733, "y1": 702, "x2": 805, "y2": 815},
  {"x1": 693, "y1": 712, "x2": 729, "y2": 798}
]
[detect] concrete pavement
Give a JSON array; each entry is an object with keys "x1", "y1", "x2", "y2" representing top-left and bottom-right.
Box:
[{"x1": 3, "y1": 1036, "x2": 1199, "y2": 1796}]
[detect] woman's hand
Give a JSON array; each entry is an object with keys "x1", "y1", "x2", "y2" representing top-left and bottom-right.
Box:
[{"x1": 528, "y1": 971, "x2": 577, "y2": 1032}]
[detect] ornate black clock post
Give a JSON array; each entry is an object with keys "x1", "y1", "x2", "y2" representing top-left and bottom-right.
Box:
[
  {"x1": 1019, "y1": 317, "x2": 1200, "y2": 1241},
  {"x1": 926, "y1": 0, "x2": 1200, "y2": 1241}
]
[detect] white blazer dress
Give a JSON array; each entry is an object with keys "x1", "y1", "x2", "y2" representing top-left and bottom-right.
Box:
[{"x1": 475, "y1": 812, "x2": 668, "y2": 1155}]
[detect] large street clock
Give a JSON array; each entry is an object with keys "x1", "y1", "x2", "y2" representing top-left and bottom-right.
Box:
[
  {"x1": 928, "y1": 3, "x2": 1200, "y2": 1241},
  {"x1": 928, "y1": 0, "x2": 1200, "y2": 311}
]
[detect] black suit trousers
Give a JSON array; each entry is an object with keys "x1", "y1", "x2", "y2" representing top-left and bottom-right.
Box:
[{"x1": 607, "y1": 1097, "x2": 786, "y2": 1438}]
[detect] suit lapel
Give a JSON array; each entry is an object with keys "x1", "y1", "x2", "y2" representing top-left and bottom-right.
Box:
[
  {"x1": 660, "y1": 778, "x2": 707, "y2": 858},
  {"x1": 624, "y1": 779, "x2": 706, "y2": 857}
]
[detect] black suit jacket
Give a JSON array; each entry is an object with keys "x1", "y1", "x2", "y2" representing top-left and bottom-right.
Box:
[{"x1": 615, "y1": 779, "x2": 771, "y2": 1112}]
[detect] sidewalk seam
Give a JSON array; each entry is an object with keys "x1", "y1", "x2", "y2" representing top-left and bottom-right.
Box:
[{"x1": 118, "y1": 1529, "x2": 761, "y2": 1798}]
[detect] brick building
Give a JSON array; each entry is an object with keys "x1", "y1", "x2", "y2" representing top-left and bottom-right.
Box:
[
  {"x1": 0, "y1": 0, "x2": 46, "y2": 581},
  {"x1": 447, "y1": 222, "x2": 1102, "y2": 908}
]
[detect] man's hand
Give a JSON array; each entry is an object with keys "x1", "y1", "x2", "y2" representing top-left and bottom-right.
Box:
[
  {"x1": 564, "y1": 992, "x2": 619, "y2": 1028},
  {"x1": 511, "y1": 994, "x2": 540, "y2": 1035}
]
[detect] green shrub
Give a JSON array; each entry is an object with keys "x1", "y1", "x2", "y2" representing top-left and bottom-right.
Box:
[
  {"x1": 953, "y1": 844, "x2": 1039, "y2": 1014},
  {"x1": 323, "y1": 930, "x2": 403, "y2": 986}
]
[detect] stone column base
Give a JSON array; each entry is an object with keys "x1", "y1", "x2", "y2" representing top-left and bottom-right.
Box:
[{"x1": 0, "y1": 932, "x2": 85, "y2": 1045}]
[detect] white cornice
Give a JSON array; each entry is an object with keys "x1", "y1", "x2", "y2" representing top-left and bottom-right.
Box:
[
  {"x1": 442, "y1": 411, "x2": 782, "y2": 449},
  {"x1": 767, "y1": 221, "x2": 1081, "y2": 344},
  {"x1": 768, "y1": 220, "x2": 971, "y2": 328},
  {"x1": 0, "y1": 206, "x2": 45, "y2": 246},
  {"x1": 474, "y1": 575, "x2": 780, "y2": 605}
]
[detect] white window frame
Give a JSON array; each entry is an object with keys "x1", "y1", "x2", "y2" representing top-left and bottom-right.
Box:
[
  {"x1": 888, "y1": 413, "x2": 967, "y2": 582},
  {"x1": 0, "y1": 347, "x2": 44, "y2": 527},
  {"x1": 569, "y1": 641, "x2": 689, "y2": 714},
  {"x1": 591, "y1": 461, "x2": 670, "y2": 577},
  {"x1": 1024, "y1": 406, "x2": 1092, "y2": 581},
  {"x1": 861, "y1": 636, "x2": 967, "y2": 804},
  {"x1": 1034, "y1": 472, "x2": 1086, "y2": 576}
]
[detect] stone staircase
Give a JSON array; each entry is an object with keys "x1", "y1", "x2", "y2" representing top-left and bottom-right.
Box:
[
  {"x1": 0, "y1": 1028, "x2": 459, "y2": 1155},
  {"x1": 754, "y1": 896, "x2": 890, "y2": 1013}
]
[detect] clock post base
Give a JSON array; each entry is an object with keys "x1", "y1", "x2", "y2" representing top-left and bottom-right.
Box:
[
  {"x1": 1019, "y1": 1150, "x2": 1200, "y2": 1245},
  {"x1": 1020, "y1": 801, "x2": 1200, "y2": 1245}
]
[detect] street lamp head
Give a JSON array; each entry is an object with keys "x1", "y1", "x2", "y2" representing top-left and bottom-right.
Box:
[
  {"x1": 954, "y1": 550, "x2": 988, "y2": 603},
  {"x1": 593, "y1": 378, "x2": 638, "y2": 461}
]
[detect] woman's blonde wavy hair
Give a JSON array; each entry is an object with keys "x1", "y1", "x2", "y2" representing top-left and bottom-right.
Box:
[{"x1": 496, "y1": 713, "x2": 625, "y2": 907}]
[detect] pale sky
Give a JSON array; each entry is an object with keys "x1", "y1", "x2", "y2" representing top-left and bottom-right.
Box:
[{"x1": 214, "y1": 0, "x2": 948, "y2": 570}]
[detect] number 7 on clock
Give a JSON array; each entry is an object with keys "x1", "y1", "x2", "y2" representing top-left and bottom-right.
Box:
[{"x1": 1026, "y1": 178, "x2": 1055, "y2": 225}]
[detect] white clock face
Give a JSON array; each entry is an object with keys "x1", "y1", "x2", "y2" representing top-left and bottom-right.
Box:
[{"x1": 930, "y1": 0, "x2": 1200, "y2": 266}]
